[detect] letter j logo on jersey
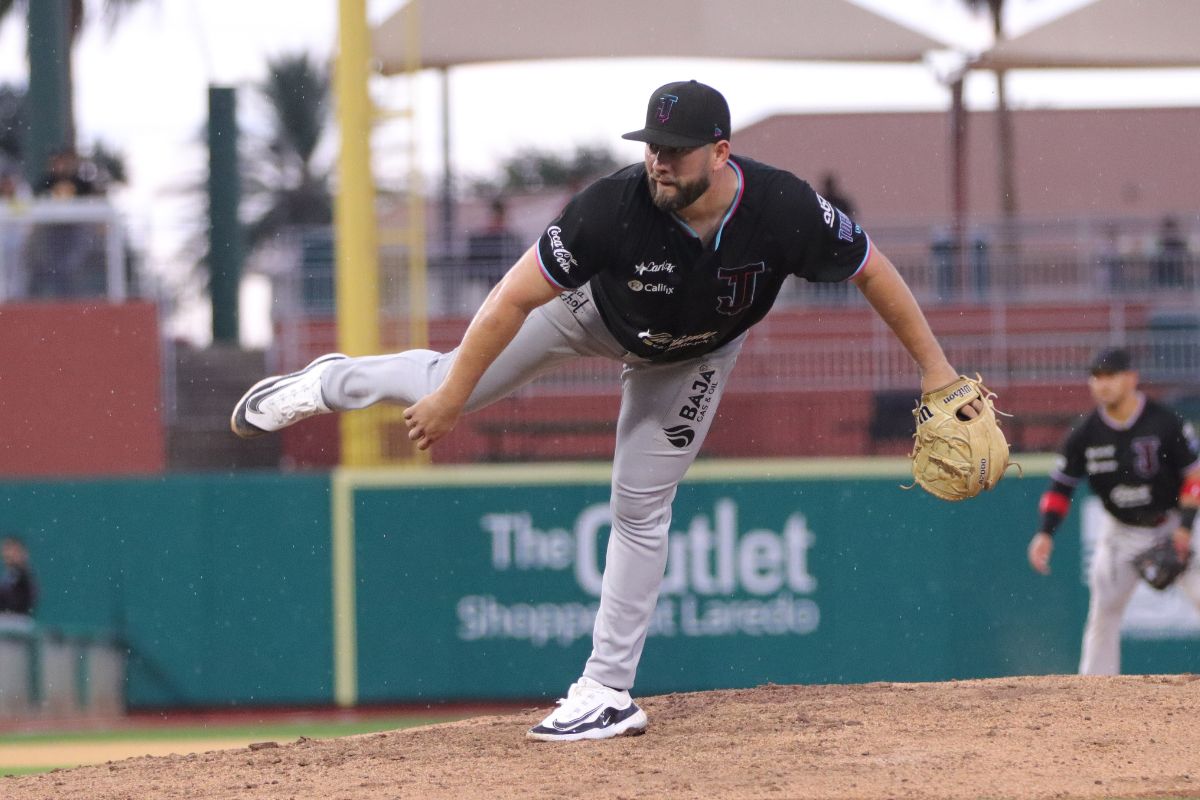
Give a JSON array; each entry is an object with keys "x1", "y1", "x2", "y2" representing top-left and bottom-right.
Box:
[{"x1": 657, "y1": 94, "x2": 679, "y2": 123}]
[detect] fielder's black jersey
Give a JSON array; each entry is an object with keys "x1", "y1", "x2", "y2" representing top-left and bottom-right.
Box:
[
  {"x1": 535, "y1": 155, "x2": 870, "y2": 362},
  {"x1": 1052, "y1": 395, "x2": 1200, "y2": 526}
]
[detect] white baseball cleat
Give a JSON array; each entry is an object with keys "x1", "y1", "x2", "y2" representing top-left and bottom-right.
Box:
[
  {"x1": 230, "y1": 353, "x2": 347, "y2": 439},
  {"x1": 526, "y1": 676, "x2": 648, "y2": 742}
]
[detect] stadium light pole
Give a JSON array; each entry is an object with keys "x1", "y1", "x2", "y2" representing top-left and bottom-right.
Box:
[{"x1": 207, "y1": 86, "x2": 241, "y2": 344}]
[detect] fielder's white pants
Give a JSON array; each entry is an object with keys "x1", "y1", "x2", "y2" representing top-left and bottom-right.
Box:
[
  {"x1": 320, "y1": 284, "x2": 745, "y2": 691},
  {"x1": 1080, "y1": 512, "x2": 1200, "y2": 675}
]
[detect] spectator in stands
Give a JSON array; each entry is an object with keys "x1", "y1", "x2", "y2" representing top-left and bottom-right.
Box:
[
  {"x1": 819, "y1": 172, "x2": 857, "y2": 218},
  {"x1": 0, "y1": 535, "x2": 37, "y2": 623},
  {"x1": 458, "y1": 197, "x2": 527, "y2": 313},
  {"x1": 25, "y1": 148, "x2": 108, "y2": 298},
  {"x1": 969, "y1": 228, "x2": 990, "y2": 299},
  {"x1": 467, "y1": 198, "x2": 526, "y2": 285},
  {"x1": 0, "y1": 170, "x2": 23, "y2": 203},
  {"x1": 0, "y1": 170, "x2": 30, "y2": 300},
  {"x1": 36, "y1": 148, "x2": 99, "y2": 199},
  {"x1": 930, "y1": 226, "x2": 957, "y2": 303},
  {"x1": 1096, "y1": 222, "x2": 1124, "y2": 292},
  {"x1": 1151, "y1": 216, "x2": 1190, "y2": 289}
]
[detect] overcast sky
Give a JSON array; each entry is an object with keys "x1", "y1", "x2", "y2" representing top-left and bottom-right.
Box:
[
  {"x1": 1, "y1": 0, "x2": 1198, "y2": 343},
  {"x1": 7, "y1": 0, "x2": 1195, "y2": 218}
]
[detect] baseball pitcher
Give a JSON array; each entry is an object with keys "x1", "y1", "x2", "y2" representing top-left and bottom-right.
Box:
[{"x1": 233, "y1": 80, "x2": 991, "y2": 741}]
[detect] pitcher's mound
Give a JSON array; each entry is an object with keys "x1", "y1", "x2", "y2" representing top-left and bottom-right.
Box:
[{"x1": 7, "y1": 674, "x2": 1200, "y2": 799}]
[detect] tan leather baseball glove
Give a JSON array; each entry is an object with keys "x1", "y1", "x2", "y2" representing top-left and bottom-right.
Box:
[{"x1": 907, "y1": 374, "x2": 1016, "y2": 501}]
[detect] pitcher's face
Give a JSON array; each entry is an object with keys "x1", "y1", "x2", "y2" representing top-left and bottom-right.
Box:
[{"x1": 644, "y1": 143, "x2": 713, "y2": 212}]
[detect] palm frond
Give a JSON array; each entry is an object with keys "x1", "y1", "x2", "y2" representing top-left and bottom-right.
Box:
[
  {"x1": 241, "y1": 51, "x2": 334, "y2": 247},
  {"x1": 261, "y1": 52, "x2": 330, "y2": 166},
  {"x1": 0, "y1": 0, "x2": 22, "y2": 23},
  {"x1": 0, "y1": 83, "x2": 26, "y2": 164}
]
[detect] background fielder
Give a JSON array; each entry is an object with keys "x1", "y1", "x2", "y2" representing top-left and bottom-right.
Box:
[
  {"x1": 1028, "y1": 347, "x2": 1200, "y2": 675},
  {"x1": 233, "y1": 80, "x2": 971, "y2": 741}
]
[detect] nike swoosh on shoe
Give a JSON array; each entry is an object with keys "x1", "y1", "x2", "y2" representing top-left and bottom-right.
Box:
[
  {"x1": 246, "y1": 375, "x2": 299, "y2": 414},
  {"x1": 551, "y1": 704, "x2": 604, "y2": 730}
]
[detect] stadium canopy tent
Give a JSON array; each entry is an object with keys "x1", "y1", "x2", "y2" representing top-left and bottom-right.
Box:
[
  {"x1": 371, "y1": 0, "x2": 946, "y2": 70},
  {"x1": 369, "y1": 0, "x2": 949, "y2": 245},
  {"x1": 976, "y1": 0, "x2": 1200, "y2": 69},
  {"x1": 965, "y1": 0, "x2": 1200, "y2": 255}
]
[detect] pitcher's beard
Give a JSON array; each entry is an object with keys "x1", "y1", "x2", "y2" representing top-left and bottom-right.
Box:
[{"x1": 647, "y1": 174, "x2": 710, "y2": 212}]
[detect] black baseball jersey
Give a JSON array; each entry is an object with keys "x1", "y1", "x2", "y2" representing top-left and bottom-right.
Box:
[
  {"x1": 1052, "y1": 395, "x2": 1200, "y2": 526},
  {"x1": 535, "y1": 155, "x2": 870, "y2": 362}
]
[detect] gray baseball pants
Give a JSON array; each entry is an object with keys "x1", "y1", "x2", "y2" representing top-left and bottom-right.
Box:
[
  {"x1": 1080, "y1": 511, "x2": 1200, "y2": 675},
  {"x1": 320, "y1": 284, "x2": 745, "y2": 691}
]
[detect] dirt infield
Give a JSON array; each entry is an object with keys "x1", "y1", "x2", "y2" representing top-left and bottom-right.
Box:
[{"x1": 5, "y1": 674, "x2": 1200, "y2": 799}]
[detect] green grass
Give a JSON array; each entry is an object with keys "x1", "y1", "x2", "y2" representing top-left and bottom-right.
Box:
[
  {"x1": 0, "y1": 713, "x2": 470, "y2": 777},
  {"x1": 1, "y1": 766, "x2": 58, "y2": 776},
  {"x1": 0, "y1": 714, "x2": 462, "y2": 746}
]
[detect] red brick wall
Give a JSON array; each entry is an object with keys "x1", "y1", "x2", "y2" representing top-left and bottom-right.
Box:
[{"x1": 0, "y1": 302, "x2": 164, "y2": 476}]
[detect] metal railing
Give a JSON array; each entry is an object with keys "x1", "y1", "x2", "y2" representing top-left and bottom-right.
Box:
[
  {"x1": 0, "y1": 621, "x2": 126, "y2": 719},
  {"x1": 265, "y1": 214, "x2": 1200, "y2": 394},
  {"x1": 0, "y1": 198, "x2": 129, "y2": 303}
]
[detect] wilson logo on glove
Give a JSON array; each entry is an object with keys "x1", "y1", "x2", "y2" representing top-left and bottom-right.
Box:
[{"x1": 905, "y1": 374, "x2": 1021, "y2": 501}]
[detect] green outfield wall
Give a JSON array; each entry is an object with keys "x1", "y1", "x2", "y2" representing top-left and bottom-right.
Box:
[
  {"x1": 2, "y1": 458, "x2": 1196, "y2": 708},
  {"x1": 1, "y1": 474, "x2": 333, "y2": 707}
]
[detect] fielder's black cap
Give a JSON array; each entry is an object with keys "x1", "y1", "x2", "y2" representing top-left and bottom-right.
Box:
[
  {"x1": 1090, "y1": 347, "x2": 1133, "y2": 374},
  {"x1": 622, "y1": 80, "x2": 731, "y2": 148}
]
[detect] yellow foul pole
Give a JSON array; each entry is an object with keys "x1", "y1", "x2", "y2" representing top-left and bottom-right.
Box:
[
  {"x1": 332, "y1": 0, "x2": 378, "y2": 709},
  {"x1": 335, "y1": 0, "x2": 381, "y2": 467}
]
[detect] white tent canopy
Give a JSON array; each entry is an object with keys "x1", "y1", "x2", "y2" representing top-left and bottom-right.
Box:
[
  {"x1": 978, "y1": 0, "x2": 1200, "y2": 69},
  {"x1": 371, "y1": 0, "x2": 949, "y2": 73},
  {"x1": 370, "y1": 0, "x2": 951, "y2": 249}
]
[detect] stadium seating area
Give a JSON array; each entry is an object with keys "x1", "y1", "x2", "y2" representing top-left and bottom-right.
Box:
[{"x1": 267, "y1": 297, "x2": 1181, "y2": 467}]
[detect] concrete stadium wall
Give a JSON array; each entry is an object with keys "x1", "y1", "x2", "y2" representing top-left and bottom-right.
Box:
[{"x1": 1, "y1": 461, "x2": 1196, "y2": 709}]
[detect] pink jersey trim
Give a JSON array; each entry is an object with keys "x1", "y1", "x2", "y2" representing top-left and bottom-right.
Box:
[
  {"x1": 712, "y1": 160, "x2": 745, "y2": 251},
  {"x1": 846, "y1": 233, "x2": 872, "y2": 280},
  {"x1": 535, "y1": 247, "x2": 572, "y2": 290},
  {"x1": 667, "y1": 160, "x2": 744, "y2": 249}
]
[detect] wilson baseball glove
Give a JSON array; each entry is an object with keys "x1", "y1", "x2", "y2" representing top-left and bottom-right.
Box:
[
  {"x1": 907, "y1": 374, "x2": 1014, "y2": 501},
  {"x1": 1132, "y1": 538, "x2": 1190, "y2": 591}
]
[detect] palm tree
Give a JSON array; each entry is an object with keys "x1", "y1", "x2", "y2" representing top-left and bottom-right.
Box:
[
  {"x1": 175, "y1": 53, "x2": 332, "y2": 324},
  {"x1": 242, "y1": 52, "x2": 333, "y2": 252},
  {"x1": 0, "y1": 83, "x2": 25, "y2": 169},
  {"x1": 489, "y1": 145, "x2": 619, "y2": 194},
  {"x1": 0, "y1": 0, "x2": 147, "y2": 167}
]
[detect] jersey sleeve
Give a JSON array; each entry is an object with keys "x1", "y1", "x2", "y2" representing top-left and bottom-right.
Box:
[
  {"x1": 1165, "y1": 411, "x2": 1200, "y2": 474},
  {"x1": 534, "y1": 181, "x2": 618, "y2": 290},
  {"x1": 784, "y1": 176, "x2": 871, "y2": 283},
  {"x1": 1051, "y1": 424, "x2": 1088, "y2": 486}
]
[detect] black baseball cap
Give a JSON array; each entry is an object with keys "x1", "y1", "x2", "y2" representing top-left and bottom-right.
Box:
[
  {"x1": 622, "y1": 80, "x2": 731, "y2": 148},
  {"x1": 1090, "y1": 347, "x2": 1133, "y2": 374}
]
